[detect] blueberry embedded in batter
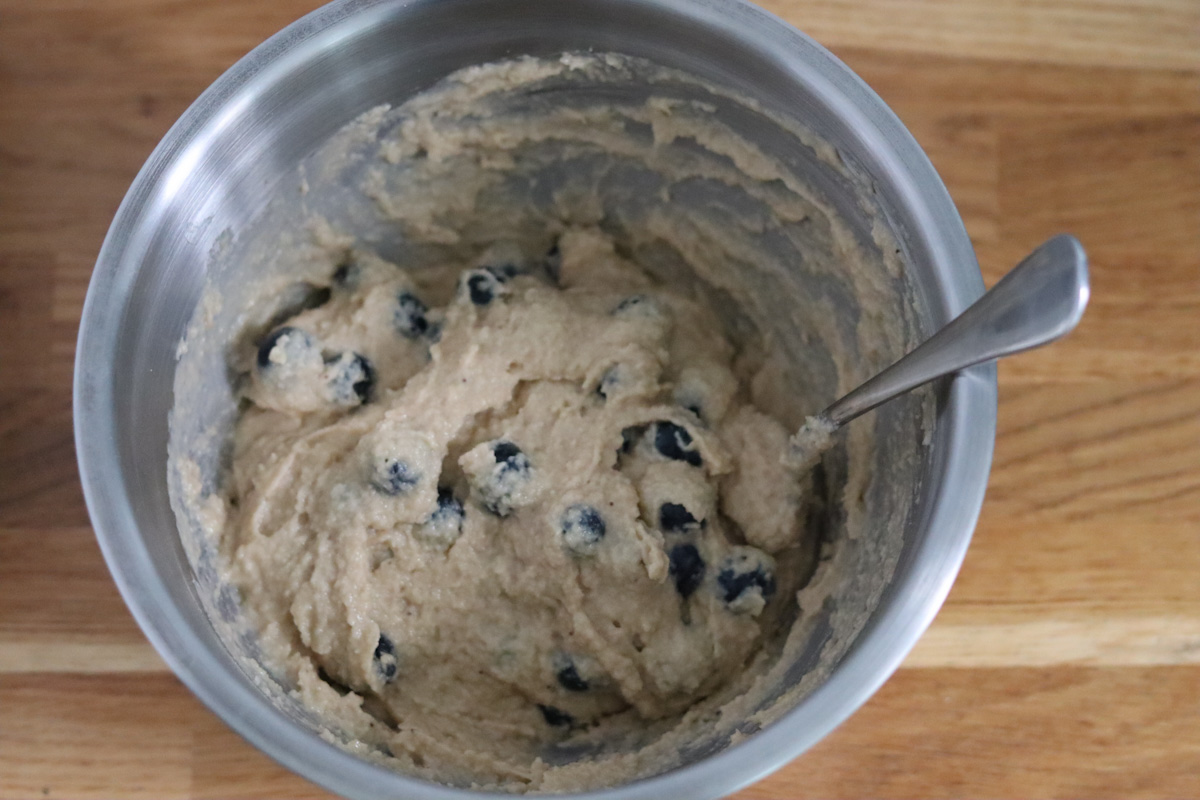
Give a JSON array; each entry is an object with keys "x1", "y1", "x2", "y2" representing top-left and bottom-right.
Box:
[
  {"x1": 418, "y1": 487, "x2": 465, "y2": 545},
  {"x1": 461, "y1": 268, "x2": 504, "y2": 306},
  {"x1": 394, "y1": 291, "x2": 434, "y2": 340},
  {"x1": 324, "y1": 351, "x2": 374, "y2": 407},
  {"x1": 369, "y1": 458, "x2": 421, "y2": 496},
  {"x1": 256, "y1": 325, "x2": 312, "y2": 371},
  {"x1": 715, "y1": 547, "x2": 777, "y2": 616},
  {"x1": 668, "y1": 542, "x2": 706, "y2": 598},
  {"x1": 559, "y1": 504, "x2": 606, "y2": 556},
  {"x1": 553, "y1": 653, "x2": 590, "y2": 693},
  {"x1": 658, "y1": 502, "x2": 703, "y2": 535},
  {"x1": 374, "y1": 634, "x2": 399, "y2": 683},
  {"x1": 469, "y1": 440, "x2": 532, "y2": 517},
  {"x1": 651, "y1": 421, "x2": 702, "y2": 467}
]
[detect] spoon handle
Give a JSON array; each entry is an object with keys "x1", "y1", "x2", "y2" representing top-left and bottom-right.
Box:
[{"x1": 823, "y1": 234, "x2": 1090, "y2": 427}]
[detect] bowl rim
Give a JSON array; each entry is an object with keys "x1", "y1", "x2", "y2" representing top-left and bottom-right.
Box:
[{"x1": 73, "y1": 0, "x2": 997, "y2": 797}]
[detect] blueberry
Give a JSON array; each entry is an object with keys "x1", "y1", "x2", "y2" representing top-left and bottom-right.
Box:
[
  {"x1": 652, "y1": 422, "x2": 702, "y2": 467},
  {"x1": 560, "y1": 504, "x2": 606, "y2": 555},
  {"x1": 538, "y1": 704, "x2": 574, "y2": 727},
  {"x1": 468, "y1": 274, "x2": 495, "y2": 305},
  {"x1": 462, "y1": 269, "x2": 503, "y2": 306},
  {"x1": 659, "y1": 502, "x2": 703, "y2": 534},
  {"x1": 493, "y1": 441, "x2": 525, "y2": 464},
  {"x1": 619, "y1": 426, "x2": 644, "y2": 454},
  {"x1": 256, "y1": 326, "x2": 306, "y2": 370},
  {"x1": 374, "y1": 634, "x2": 398, "y2": 682},
  {"x1": 418, "y1": 487, "x2": 465, "y2": 550},
  {"x1": 554, "y1": 655, "x2": 589, "y2": 692},
  {"x1": 325, "y1": 352, "x2": 374, "y2": 406},
  {"x1": 473, "y1": 440, "x2": 532, "y2": 517},
  {"x1": 432, "y1": 487, "x2": 465, "y2": 525},
  {"x1": 668, "y1": 543, "x2": 705, "y2": 598},
  {"x1": 394, "y1": 292, "x2": 433, "y2": 340},
  {"x1": 716, "y1": 549, "x2": 777, "y2": 614},
  {"x1": 717, "y1": 566, "x2": 776, "y2": 605},
  {"x1": 370, "y1": 458, "x2": 420, "y2": 495}
]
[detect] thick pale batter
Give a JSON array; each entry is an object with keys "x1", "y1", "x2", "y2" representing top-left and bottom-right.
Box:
[
  {"x1": 225, "y1": 227, "x2": 808, "y2": 783},
  {"x1": 171, "y1": 51, "x2": 926, "y2": 793}
]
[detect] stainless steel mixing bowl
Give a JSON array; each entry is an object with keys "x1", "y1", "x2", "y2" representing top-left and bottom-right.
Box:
[{"x1": 74, "y1": 0, "x2": 996, "y2": 797}]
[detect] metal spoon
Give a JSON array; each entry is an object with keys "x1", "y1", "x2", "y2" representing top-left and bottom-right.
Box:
[{"x1": 788, "y1": 234, "x2": 1090, "y2": 471}]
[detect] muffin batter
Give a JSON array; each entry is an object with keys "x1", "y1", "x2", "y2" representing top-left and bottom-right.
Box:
[
  {"x1": 224, "y1": 227, "x2": 808, "y2": 782},
  {"x1": 171, "y1": 51, "x2": 925, "y2": 793}
]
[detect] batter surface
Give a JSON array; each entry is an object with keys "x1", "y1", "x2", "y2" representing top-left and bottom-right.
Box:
[{"x1": 225, "y1": 226, "x2": 809, "y2": 783}]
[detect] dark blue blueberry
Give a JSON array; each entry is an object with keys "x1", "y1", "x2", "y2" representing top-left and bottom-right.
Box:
[
  {"x1": 371, "y1": 459, "x2": 420, "y2": 495},
  {"x1": 653, "y1": 422, "x2": 702, "y2": 467},
  {"x1": 325, "y1": 352, "x2": 374, "y2": 406},
  {"x1": 717, "y1": 565, "x2": 777, "y2": 605},
  {"x1": 716, "y1": 551, "x2": 777, "y2": 613},
  {"x1": 493, "y1": 441, "x2": 525, "y2": 465},
  {"x1": 668, "y1": 543, "x2": 705, "y2": 598},
  {"x1": 256, "y1": 326, "x2": 300, "y2": 370},
  {"x1": 554, "y1": 655, "x2": 589, "y2": 692},
  {"x1": 538, "y1": 704, "x2": 574, "y2": 727},
  {"x1": 619, "y1": 426, "x2": 644, "y2": 454},
  {"x1": 659, "y1": 502, "x2": 703, "y2": 534},
  {"x1": 560, "y1": 504, "x2": 606, "y2": 555},
  {"x1": 418, "y1": 487, "x2": 465, "y2": 549},
  {"x1": 475, "y1": 441, "x2": 531, "y2": 516},
  {"x1": 394, "y1": 292, "x2": 432, "y2": 340},
  {"x1": 464, "y1": 270, "x2": 500, "y2": 305},
  {"x1": 432, "y1": 487, "x2": 465, "y2": 526},
  {"x1": 374, "y1": 634, "x2": 398, "y2": 682}
]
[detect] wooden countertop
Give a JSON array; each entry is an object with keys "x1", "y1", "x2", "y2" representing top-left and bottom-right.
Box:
[{"x1": 2, "y1": 1, "x2": 1198, "y2": 796}]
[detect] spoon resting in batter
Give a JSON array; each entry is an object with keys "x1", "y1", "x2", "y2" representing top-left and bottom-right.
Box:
[{"x1": 788, "y1": 234, "x2": 1090, "y2": 471}]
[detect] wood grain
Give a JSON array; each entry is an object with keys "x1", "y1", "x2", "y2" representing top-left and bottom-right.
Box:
[
  {"x1": 760, "y1": 0, "x2": 1200, "y2": 70},
  {"x1": 1, "y1": 0, "x2": 1198, "y2": 797}
]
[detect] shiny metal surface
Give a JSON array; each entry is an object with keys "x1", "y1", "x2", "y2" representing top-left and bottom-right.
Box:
[
  {"x1": 825, "y1": 234, "x2": 1090, "y2": 426},
  {"x1": 73, "y1": 1, "x2": 996, "y2": 798}
]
